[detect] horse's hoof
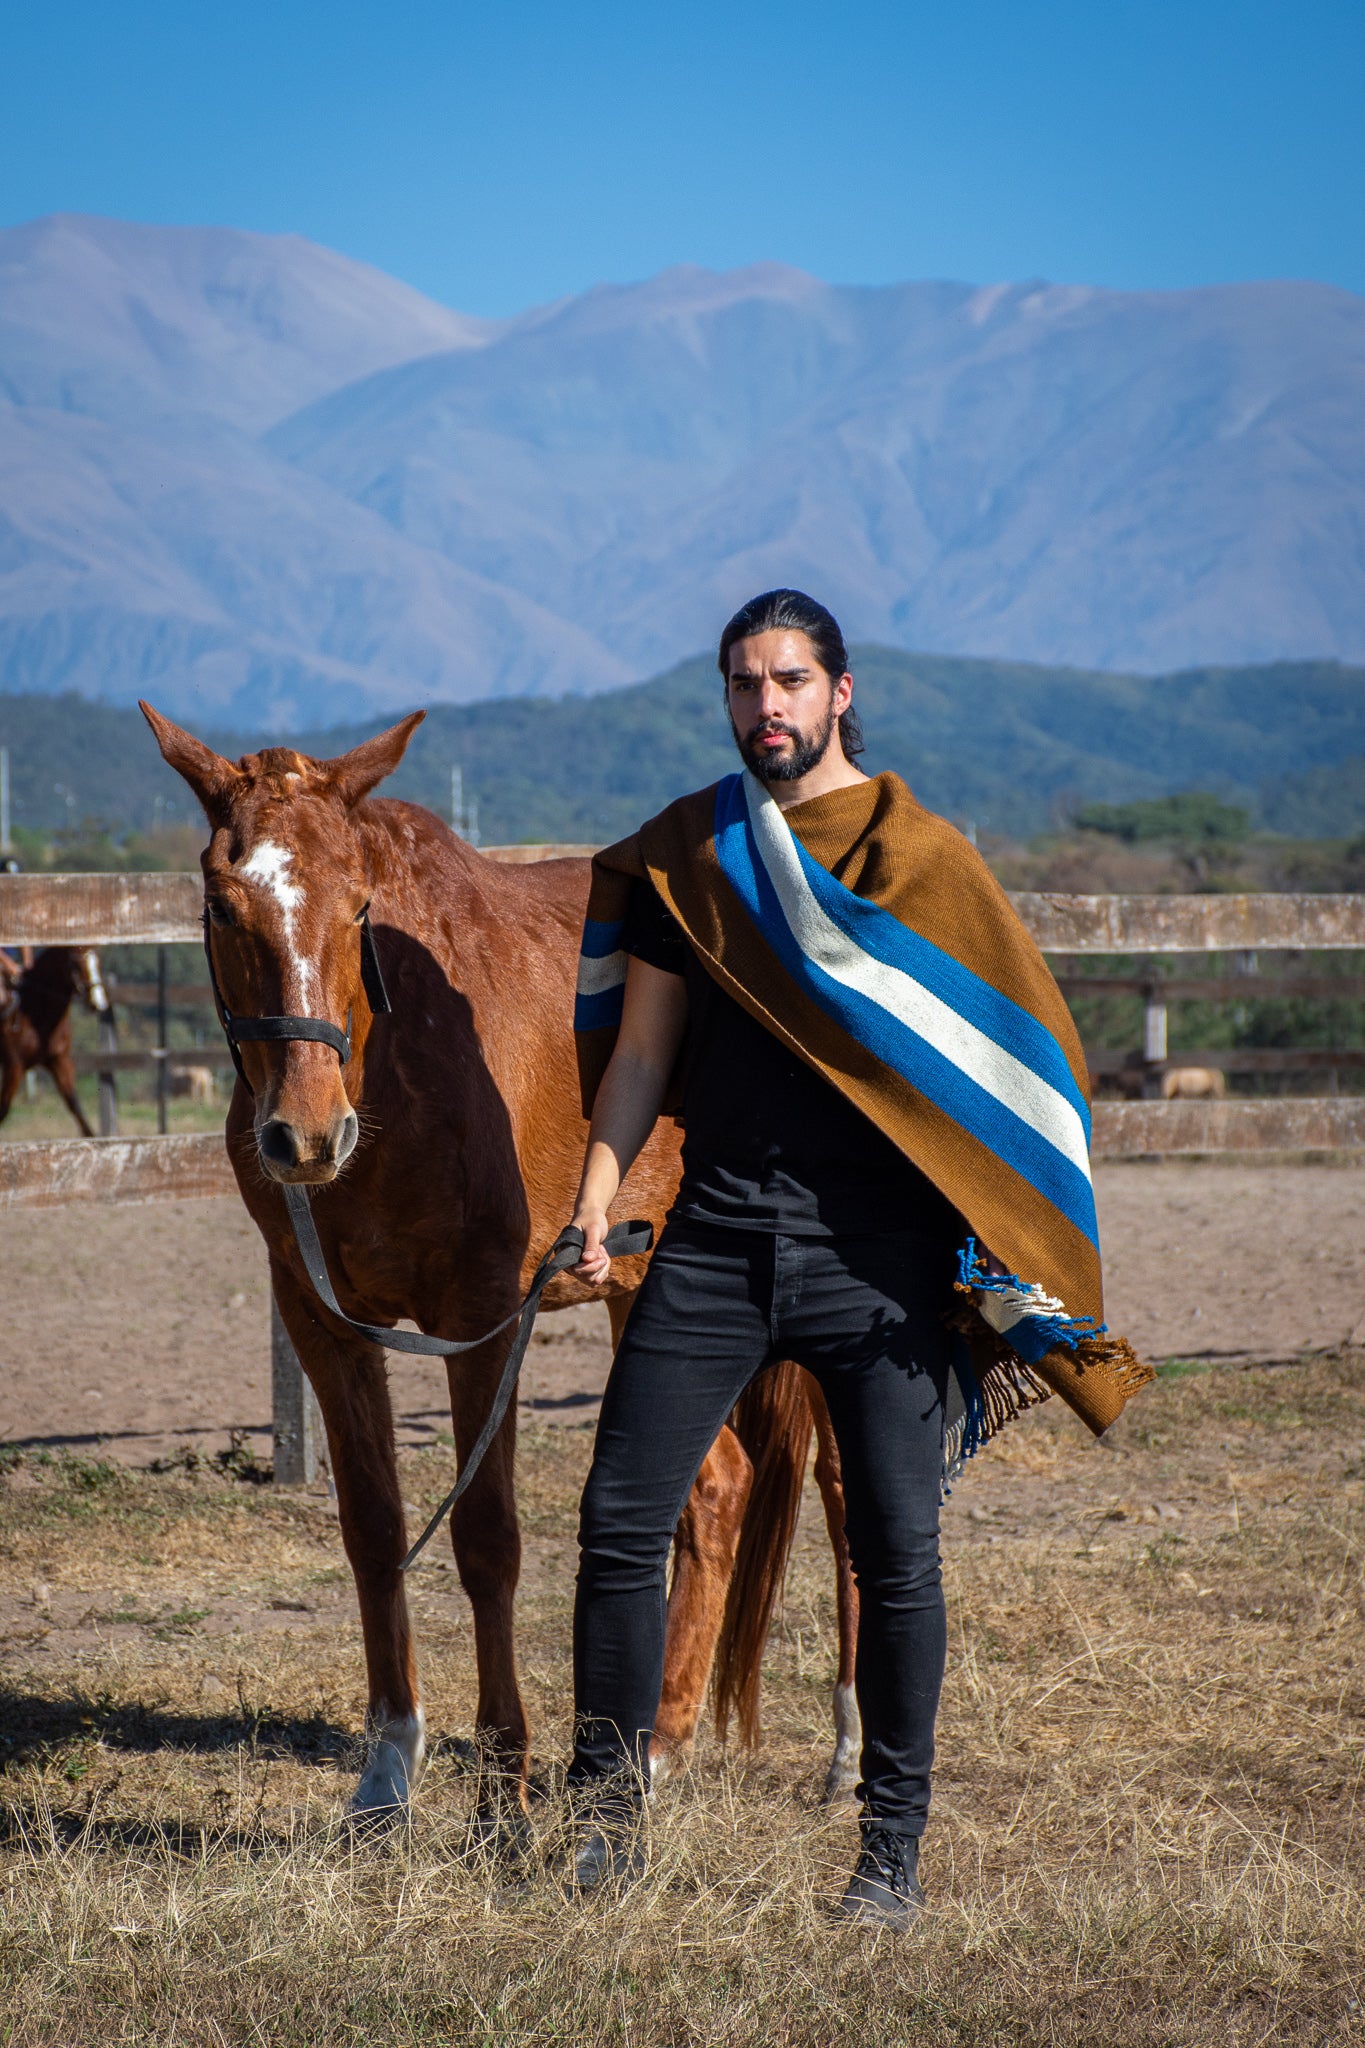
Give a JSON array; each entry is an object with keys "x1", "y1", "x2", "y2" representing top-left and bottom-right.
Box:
[
  {"x1": 822, "y1": 1682, "x2": 861, "y2": 1807},
  {"x1": 345, "y1": 1798, "x2": 409, "y2": 1841},
  {"x1": 351, "y1": 1711, "x2": 426, "y2": 1822},
  {"x1": 821, "y1": 1768, "x2": 859, "y2": 1811}
]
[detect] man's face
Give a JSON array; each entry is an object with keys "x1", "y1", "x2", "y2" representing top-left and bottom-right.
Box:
[{"x1": 725, "y1": 628, "x2": 853, "y2": 782}]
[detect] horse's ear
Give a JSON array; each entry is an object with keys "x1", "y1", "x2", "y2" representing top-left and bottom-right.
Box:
[
  {"x1": 321, "y1": 711, "x2": 426, "y2": 809},
  {"x1": 139, "y1": 701, "x2": 243, "y2": 822}
]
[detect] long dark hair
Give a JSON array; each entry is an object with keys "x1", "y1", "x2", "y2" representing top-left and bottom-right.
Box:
[{"x1": 717, "y1": 588, "x2": 864, "y2": 760}]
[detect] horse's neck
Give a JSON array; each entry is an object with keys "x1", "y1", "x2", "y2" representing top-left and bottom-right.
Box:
[{"x1": 358, "y1": 804, "x2": 531, "y2": 1018}]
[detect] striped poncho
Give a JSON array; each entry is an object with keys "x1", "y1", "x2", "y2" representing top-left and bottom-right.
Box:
[{"x1": 576, "y1": 768, "x2": 1151, "y2": 1456}]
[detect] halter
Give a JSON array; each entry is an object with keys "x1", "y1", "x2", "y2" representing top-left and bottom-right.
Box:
[{"x1": 203, "y1": 907, "x2": 391, "y2": 1090}]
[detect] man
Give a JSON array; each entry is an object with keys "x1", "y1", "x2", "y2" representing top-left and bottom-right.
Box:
[{"x1": 565, "y1": 590, "x2": 1147, "y2": 1925}]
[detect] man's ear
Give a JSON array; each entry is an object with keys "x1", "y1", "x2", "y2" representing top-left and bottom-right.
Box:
[
  {"x1": 320, "y1": 711, "x2": 426, "y2": 809},
  {"x1": 139, "y1": 701, "x2": 244, "y2": 824}
]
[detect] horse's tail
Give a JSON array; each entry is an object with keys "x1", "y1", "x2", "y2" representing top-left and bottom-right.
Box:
[{"x1": 712, "y1": 1358, "x2": 814, "y2": 1748}]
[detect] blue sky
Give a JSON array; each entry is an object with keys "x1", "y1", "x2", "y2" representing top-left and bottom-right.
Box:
[{"x1": 3, "y1": 0, "x2": 1361, "y2": 315}]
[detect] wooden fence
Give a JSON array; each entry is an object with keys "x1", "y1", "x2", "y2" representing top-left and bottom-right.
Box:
[{"x1": 5, "y1": 866, "x2": 1364, "y2": 1478}]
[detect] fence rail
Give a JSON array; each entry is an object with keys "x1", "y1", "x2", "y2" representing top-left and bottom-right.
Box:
[
  {"x1": 5, "y1": 869, "x2": 1365, "y2": 953},
  {"x1": 6, "y1": 1095, "x2": 1364, "y2": 1217},
  {"x1": 1087, "y1": 1045, "x2": 1365, "y2": 1076},
  {"x1": 0, "y1": 1132, "x2": 236, "y2": 1208}
]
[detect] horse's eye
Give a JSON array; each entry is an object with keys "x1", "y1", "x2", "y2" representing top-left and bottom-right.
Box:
[
  {"x1": 207, "y1": 900, "x2": 234, "y2": 927},
  {"x1": 354, "y1": 900, "x2": 371, "y2": 925}
]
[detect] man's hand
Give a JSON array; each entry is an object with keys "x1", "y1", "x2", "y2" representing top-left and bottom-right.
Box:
[{"x1": 571, "y1": 1204, "x2": 613, "y2": 1285}]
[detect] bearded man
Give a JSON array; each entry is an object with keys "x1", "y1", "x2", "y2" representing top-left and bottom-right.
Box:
[{"x1": 564, "y1": 589, "x2": 1147, "y2": 1925}]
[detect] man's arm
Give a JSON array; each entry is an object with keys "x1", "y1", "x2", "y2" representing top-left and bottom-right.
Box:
[{"x1": 570, "y1": 956, "x2": 689, "y2": 1282}]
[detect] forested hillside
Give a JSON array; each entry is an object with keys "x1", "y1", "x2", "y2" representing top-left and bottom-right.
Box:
[{"x1": 2, "y1": 648, "x2": 1362, "y2": 846}]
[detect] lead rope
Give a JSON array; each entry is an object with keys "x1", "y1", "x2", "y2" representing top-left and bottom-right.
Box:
[{"x1": 281, "y1": 1184, "x2": 651, "y2": 1570}]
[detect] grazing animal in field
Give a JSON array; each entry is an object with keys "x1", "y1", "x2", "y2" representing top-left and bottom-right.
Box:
[
  {"x1": 143, "y1": 703, "x2": 856, "y2": 1827},
  {"x1": 0, "y1": 947, "x2": 110, "y2": 1135},
  {"x1": 1161, "y1": 1066, "x2": 1227, "y2": 1101},
  {"x1": 169, "y1": 1064, "x2": 219, "y2": 1104}
]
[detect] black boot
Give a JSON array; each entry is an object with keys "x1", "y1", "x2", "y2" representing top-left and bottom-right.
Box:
[
  {"x1": 564, "y1": 1792, "x2": 646, "y2": 1894},
  {"x1": 835, "y1": 1823, "x2": 925, "y2": 1929}
]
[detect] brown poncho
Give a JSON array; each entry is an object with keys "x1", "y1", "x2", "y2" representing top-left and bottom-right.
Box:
[{"x1": 575, "y1": 769, "x2": 1150, "y2": 1458}]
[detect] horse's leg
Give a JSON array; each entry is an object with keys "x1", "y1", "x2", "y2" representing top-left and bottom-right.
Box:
[
  {"x1": 444, "y1": 1324, "x2": 529, "y2": 1835},
  {"x1": 0, "y1": 1038, "x2": 20, "y2": 1126},
  {"x1": 271, "y1": 1260, "x2": 424, "y2": 1818},
  {"x1": 45, "y1": 1050, "x2": 94, "y2": 1138},
  {"x1": 604, "y1": 1283, "x2": 756, "y2": 1785},
  {"x1": 804, "y1": 1370, "x2": 861, "y2": 1805}
]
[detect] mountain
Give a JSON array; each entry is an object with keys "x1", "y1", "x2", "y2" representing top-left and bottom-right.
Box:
[
  {"x1": 3, "y1": 651, "x2": 1361, "y2": 845},
  {"x1": 1, "y1": 219, "x2": 1364, "y2": 724},
  {"x1": 0, "y1": 213, "x2": 489, "y2": 432},
  {"x1": 0, "y1": 216, "x2": 627, "y2": 723}
]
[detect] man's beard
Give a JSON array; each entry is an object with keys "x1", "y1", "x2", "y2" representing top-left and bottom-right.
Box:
[{"x1": 731, "y1": 699, "x2": 838, "y2": 783}]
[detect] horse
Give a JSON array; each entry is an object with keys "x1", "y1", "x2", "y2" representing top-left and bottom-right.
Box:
[
  {"x1": 141, "y1": 702, "x2": 859, "y2": 1829},
  {"x1": 168, "y1": 1063, "x2": 219, "y2": 1104},
  {"x1": 1161, "y1": 1066, "x2": 1227, "y2": 1100},
  {"x1": 0, "y1": 947, "x2": 111, "y2": 1135}
]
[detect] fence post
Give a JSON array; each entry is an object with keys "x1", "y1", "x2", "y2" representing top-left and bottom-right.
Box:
[
  {"x1": 155, "y1": 946, "x2": 169, "y2": 1135},
  {"x1": 1142, "y1": 982, "x2": 1168, "y2": 1097},
  {"x1": 97, "y1": 1011, "x2": 119, "y2": 1136},
  {"x1": 271, "y1": 1291, "x2": 325, "y2": 1484}
]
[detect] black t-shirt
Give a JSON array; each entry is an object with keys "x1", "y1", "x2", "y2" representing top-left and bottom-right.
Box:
[{"x1": 623, "y1": 876, "x2": 960, "y2": 1239}]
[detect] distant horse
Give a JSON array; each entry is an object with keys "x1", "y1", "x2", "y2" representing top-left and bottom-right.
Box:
[
  {"x1": 0, "y1": 947, "x2": 111, "y2": 1135},
  {"x1": 142, "y1": 703, "x2": 857, "y2": 1828},
  {"x1": 1162, "y1": 1066, "x2": 1227, "y2": 1101},
  {"x1": 168, "y1": 1064, "x2": 219, "y2": 1104}
]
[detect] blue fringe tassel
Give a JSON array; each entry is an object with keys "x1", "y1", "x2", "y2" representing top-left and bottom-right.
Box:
[{"x1": 957, "y1": 1237, "x2": 1105, "y2": 1360}]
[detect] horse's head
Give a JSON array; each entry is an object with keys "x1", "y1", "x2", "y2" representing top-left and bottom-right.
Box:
[{"x1": 140, "y1": 701, "x2": 424, "y2": 1184}]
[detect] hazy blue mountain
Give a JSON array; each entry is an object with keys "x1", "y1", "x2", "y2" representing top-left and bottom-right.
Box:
[
  {"x1": 1, "y1": 219, "x2": 1363, "y2": 724},
  {"x1": 271, "y1": 264, "x2": 1365, "y2": 681},
  {"x1": 3, "y1": 651, "x2": 1360, "y2": 844},
  {"x1": 0, "y1": 213, "x2": 490, "y2": 431}
]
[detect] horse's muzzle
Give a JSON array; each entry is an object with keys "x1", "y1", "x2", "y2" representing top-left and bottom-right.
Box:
[{"x1": 257, "y1": 1109, "x2": 359, "y2": 1184}]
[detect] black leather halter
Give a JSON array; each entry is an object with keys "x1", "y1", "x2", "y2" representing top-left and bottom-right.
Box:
[{"x1": 203, "y1": 908, "x2": 390, "y2": 1089}]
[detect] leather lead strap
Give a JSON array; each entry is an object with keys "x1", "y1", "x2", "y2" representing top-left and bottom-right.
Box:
[{"x1": 281, "y1": 1184, "x2": 652, "y2": 1572}]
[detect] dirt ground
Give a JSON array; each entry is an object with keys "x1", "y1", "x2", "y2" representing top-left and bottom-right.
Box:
[
  {"x1": 2, "y1": 1160, "x2": 1359, "y2": 1467},
  {"x1": 1, "y1": 1161, "x2": 1363, "y2": 2043}
]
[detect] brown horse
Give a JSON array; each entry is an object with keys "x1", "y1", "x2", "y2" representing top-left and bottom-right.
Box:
[
  {"x1": 0, "y1": 947, "x2": 111, "y2": 1135},
  {"x1": 142, "y1": 702, "x2": 858, "y2": 1827}
]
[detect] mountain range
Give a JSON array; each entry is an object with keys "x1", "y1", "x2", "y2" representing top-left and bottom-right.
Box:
[{"x1": 2, "y1": 215, "x2": 1364, "y2": 726}]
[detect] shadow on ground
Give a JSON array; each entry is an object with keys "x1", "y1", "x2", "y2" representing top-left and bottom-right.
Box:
[{"x1": 0, "y1": 1687, "x2": 352, "y2": 1770}]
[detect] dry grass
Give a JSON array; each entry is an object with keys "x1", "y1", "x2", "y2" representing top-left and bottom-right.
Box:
[{"x1": 1, "y1": 1352, "x2": 1363, "y2": 2046}]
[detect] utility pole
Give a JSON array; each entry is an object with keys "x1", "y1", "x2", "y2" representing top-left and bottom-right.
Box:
[{"x1": 449, "y1": 765, "x2": 481, "y2": 847}]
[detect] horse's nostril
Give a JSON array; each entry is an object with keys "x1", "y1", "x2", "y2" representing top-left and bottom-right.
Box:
[{"x1": 260, "y1": 1118, "x2": 301, "y2": 1169}]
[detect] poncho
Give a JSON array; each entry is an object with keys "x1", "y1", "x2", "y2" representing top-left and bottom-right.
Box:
[{"x1": 575, "y1": 768, "x2": 1151, "y2": 1464}]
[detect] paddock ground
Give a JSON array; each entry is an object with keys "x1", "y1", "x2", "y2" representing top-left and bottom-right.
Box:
[{"x1": 0, "y1": 1162, "x2": 1362, "y2": 2045}]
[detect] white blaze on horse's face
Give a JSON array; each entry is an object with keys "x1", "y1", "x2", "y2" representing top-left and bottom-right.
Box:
[
  {"x1": 238, "y1": 839, "x2": 315, "y2": 1009},
  {"x1": 232, "y1": 832, "x2": 360, "y2": 1183}
]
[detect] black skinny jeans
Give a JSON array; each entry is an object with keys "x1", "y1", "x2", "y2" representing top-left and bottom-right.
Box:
[{"x1": 569, "y1": 1219, "x2": 955, "y2": 1836}]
